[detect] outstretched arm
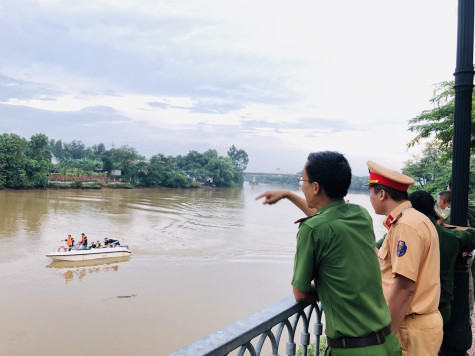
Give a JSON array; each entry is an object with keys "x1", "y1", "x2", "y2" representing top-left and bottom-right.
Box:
[
  {"x1": 453, "y1": 227, "x2": 475, "y2": 252},
  {"x1": 255, "y1": 190, "x2": 316, "y2": 217}
]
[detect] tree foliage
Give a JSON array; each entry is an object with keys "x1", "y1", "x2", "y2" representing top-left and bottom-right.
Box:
[
  {"x1": 1, "y1": 132, "x2": 248, "y2": 190},
  {"x1": 407, "y1": 80, "x2": 475, "y2": 159},
  {"x1": 0, "y1": 133, "x2": 52, "y2": 189},
  {"x1": 406, "y1": 77, "x2": 475, "y2": 197},
  {"x1": 403, "y1": 141, "x2": 456, "y2": 195},
  {"x1": 227, "y1": 144, "x2": 249, "y2": 171},
  {"x1": 402, "y1": 140, "x2": 475, "y2": 197}
]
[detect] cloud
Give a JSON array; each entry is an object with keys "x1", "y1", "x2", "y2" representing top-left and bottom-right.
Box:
[
  {"x1": 0, "y1": 74, "x2": 63, "y2": 101},
  {"x1": 0, "y1": 0, "x2": 459, "y2": 175}
]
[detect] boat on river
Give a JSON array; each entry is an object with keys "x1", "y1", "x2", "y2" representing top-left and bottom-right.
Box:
[{"x1": 46, "y1": 245, "x2": 131, "y2": 262}]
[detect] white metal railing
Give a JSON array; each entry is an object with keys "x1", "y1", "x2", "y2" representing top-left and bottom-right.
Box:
[{"x1": 168, "y1": 295, "x2": 324, "y2": 356}]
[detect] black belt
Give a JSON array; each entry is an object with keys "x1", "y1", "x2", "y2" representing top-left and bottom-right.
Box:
[{"x1": 327, "y1": 325, "x2": 392, "y2": 348}]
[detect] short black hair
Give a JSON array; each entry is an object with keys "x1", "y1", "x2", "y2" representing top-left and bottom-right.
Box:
[
  {"x1": 408, "y1": 190, "x2": 439, "y2": 219},
  {"x1": 369, "y1": 184, "x2": 408, "y2": 202},
  {"x1": 438, "y1": 190, "x2": 451, "y2": 203},
  {"x1": 305, "y1": 151, "x2": 351, "y2": 199}
]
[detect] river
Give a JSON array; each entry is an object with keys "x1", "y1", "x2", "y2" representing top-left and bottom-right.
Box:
[{"x1": 0, "y1": 184, "x2": 385, "y2": 356}]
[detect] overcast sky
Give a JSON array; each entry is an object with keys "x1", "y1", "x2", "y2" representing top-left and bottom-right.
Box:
[{"x1": 0, "y1": 0, "x2": 461, "y2": 175}]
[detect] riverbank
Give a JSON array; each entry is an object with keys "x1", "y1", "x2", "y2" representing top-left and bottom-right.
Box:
[
  {"x1": 47, "y1": 181, "x2": 134, "y2": 189},
  {"x1": 46, "y1": 180, "x2": 215, "y2": 189}
]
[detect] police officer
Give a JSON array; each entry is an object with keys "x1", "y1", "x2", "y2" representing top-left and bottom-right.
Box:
[
  {"x1": 366, "y1": 161, "x2": 443, "y2": 356},
  {"x1": 259, "y1": 152, "x2": 401, "y2": 356}
]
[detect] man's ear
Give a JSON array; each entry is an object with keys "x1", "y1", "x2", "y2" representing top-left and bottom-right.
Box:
[{"x1": 313, "y1": 182, "x2": 320, "y2": 196}]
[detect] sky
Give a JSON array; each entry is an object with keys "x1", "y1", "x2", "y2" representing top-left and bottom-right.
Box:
[{"x1": 0, "y1": 0, "x2": 462, "y2": 175}]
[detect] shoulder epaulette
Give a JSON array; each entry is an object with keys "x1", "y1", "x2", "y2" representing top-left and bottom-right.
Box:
[{"x1": 294, "y1": 212, "x2": 321, "y2": 224}]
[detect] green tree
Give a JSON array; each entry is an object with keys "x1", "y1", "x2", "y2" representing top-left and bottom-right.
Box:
[
  {"x1": 49, "y1": 139, "x2": 64, "y2": 160},
  {"x1": 25, "y1": 134, "x2": 52, "y2": 187},
  {"x1": 178, "y1": 150, "x2": 208, "y2": 170},
  {"x1": 164, "y1": 170, "x2": 192, "y2": 188},
  {"x1": 63, "y1": 140, "x2": 87, "y2": 159},
  {"x1": 111, "y1": 146, "x2": 140, "y2": 183},
  {"x1": 227, "y1": 144, "x2": 249, "y2": 171},
  {"x1": 92, "y1": 143, "x2": 106, "y2": 158},
  {"x1": 402, "y1": 140, "x2": 475, "y2": 196},
  {"x1": 27, "y1": 134, "x2": 52, "y2": 162},
  {"x1": 138, "y1": 155, "x2": 164, "y2": 186},
  {"x1": 205, "y1": 157, "x2": 242, "y2": 187},
  {"x1": 408, "y1": 80, "x2": 475, "y2": 159},
  {"x1": 101, "y1": 150, "x2": 114, "y2": 174},
  {"x1": 137, "y1": 154, "x2": 194, "y2": 188},
  {"x1": 403, "y1": 141, "x2": 452, "y2": 195},
  {"x1": 0, "y1": 133, "x2": 29, "y2": 188}
]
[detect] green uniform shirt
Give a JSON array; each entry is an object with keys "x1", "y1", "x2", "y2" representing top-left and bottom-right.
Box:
[
  {"x1": 292, "y1": 199, "x2": 391, "y2": 339},
  {"x1": 433, "y1": 218, "x2": 475, "y2": 324},
  {"x1": 468, "y1": 200, "x2": 475, "y2": 228}
]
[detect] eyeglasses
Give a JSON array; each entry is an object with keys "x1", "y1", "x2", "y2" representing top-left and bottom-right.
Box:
[{"x1": 298, "y1": 177, "x2": 310, "y2": 186}]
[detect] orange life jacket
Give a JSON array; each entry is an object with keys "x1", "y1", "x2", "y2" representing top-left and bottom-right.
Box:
[
  {"x1": 81, "y1": 235, "x2": 87, "y2": 244},
  {"x1": 67, "y1": 237, "x2": 74, "y2": 246}
]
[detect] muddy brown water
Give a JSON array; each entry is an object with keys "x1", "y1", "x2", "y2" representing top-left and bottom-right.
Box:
[{"x1": 0, "y1": 185, "x2": 384, "y2": 355}]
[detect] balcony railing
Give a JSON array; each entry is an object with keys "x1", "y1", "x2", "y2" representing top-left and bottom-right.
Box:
[{"x1": 169, "y1": 295, "x2": 324, "y2": 356}]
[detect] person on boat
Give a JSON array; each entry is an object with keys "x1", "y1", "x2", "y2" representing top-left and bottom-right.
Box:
[
  {"x1": 96, "y1": 240, "x2": 102, "y2": 248},
  {"x1": 80, "y1": 233, "x2": 88, "y2": 247},
  {"x1": 104, "y1": 238, "x2": 120, "y2": 247},
  {"x1": 64, "y1": 234, "x2": 75, "y2": 251},
  {"x1": 90, "y1": 241, "x2": 97, "y2": 249}
]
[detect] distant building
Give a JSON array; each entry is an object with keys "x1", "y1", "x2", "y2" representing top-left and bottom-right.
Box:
[
  {"x1": 182, "y1": 170, "x2": 198, "y2": 181},
  {"x1": 111, "y1": 170, "x2": 121, "y2": 176}
]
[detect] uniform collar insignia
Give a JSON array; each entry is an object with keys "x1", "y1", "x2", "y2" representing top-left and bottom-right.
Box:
[
  {"x1": 383, "y1": 204, "x2": 413, "y2": 229},
  {"x1": 383, "y1": 214, "x2": 396, "y2": 229}
]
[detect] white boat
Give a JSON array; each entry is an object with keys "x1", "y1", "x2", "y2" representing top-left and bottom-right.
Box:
[{"x1": 46, "y1": 246, "x2": 131, "y2": 262}]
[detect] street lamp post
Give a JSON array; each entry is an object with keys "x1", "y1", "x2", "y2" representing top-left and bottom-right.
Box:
[
  {"x1": 441, "y1": 1, "x2": 475, "y2": 355},
  {"x1": 451, "y1": 0, "x2": 474, "y2": 227}
]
